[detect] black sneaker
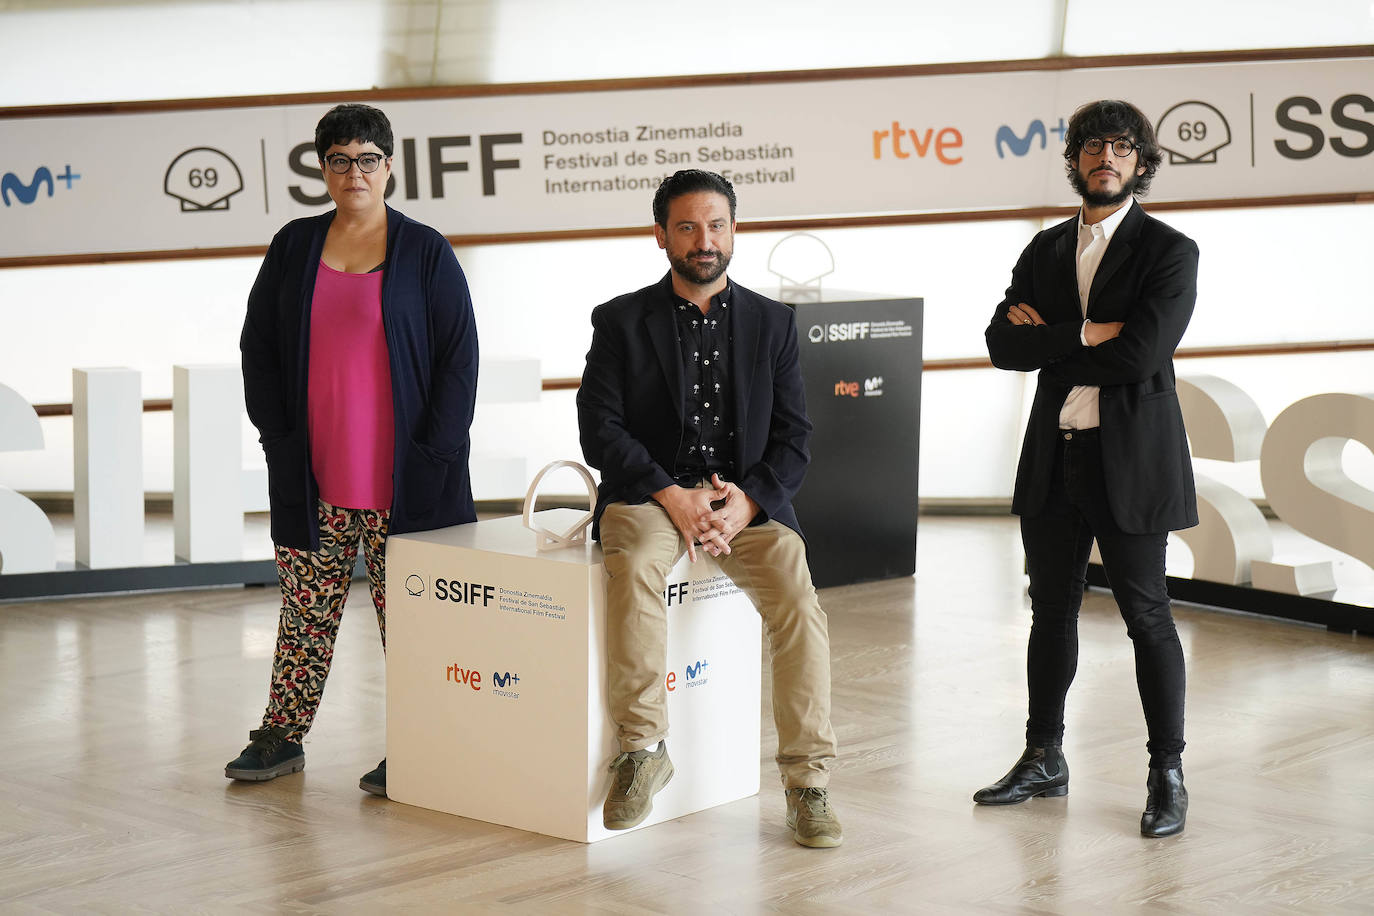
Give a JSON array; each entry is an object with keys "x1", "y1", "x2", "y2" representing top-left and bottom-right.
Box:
[
  {"x1": 360, "y1": 758, "x2": 387, "y2": 797},
  {"x1": 224, "y1": 726, "x2": 305, "y2": 781}
]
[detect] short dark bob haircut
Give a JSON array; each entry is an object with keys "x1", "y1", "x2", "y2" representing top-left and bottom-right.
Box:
[
  {"x1": 652, "y1": 169, "x2": 737, "y2": 228},
  {"x1": 314, "y1": 103, "x2": 394, "y2": 160},
  {"x1": 1063, "y1": 99, "x2": 1163, "y2": 197}
]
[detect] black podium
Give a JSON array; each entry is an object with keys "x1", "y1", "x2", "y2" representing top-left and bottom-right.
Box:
[{"x1": 787, "y1": 293, "x2": 923, "y2": 588}]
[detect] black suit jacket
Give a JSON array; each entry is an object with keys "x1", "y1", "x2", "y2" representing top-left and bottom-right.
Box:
[
  {"x1": 577, "y1": 273, "x2": 812, "y2": 540},
  {"x1": 986, "y1": 202, "x2": 1199, "y2": 534}
]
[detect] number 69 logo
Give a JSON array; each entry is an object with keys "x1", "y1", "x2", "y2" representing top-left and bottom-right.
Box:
[
  {"x1": 1156, "y1": 101, "x2": 1232, "y2": 165},
  {"x1": 163, "y1": 146, "x2": 244, "y2": 211}
]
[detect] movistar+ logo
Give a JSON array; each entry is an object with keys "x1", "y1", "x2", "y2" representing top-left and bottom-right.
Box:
[
  {"x1": 996, "y1": 118, "x2": 1067, "y2": 158},
  {"x1": 2, "y1": 164, "x2": 81, "y2": 206}
]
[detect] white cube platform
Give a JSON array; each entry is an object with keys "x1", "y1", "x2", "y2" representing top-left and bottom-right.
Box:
[{"x1": 385, "y1": 509, "x2": 763, "y2": 843}]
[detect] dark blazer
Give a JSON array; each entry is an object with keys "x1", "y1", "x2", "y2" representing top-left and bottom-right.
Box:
[
  {"x1": 241, "y1": 205, "x2": 479, "y2": 550},
  {"x1": 577, "y1": 274, "x2": 811, "y2": 540},
  {"x1": 985, "y1": 202, "x2": 1199, "y2": 534}
]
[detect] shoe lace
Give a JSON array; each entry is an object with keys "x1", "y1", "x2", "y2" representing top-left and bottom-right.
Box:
[
  {"x1": 794, "y1": 787, "x2": 831, "y2": 817},
  {"x1": 608, "y1": 751, "x2": 647, "y2": 795},
  {"x1": 247, "y1": 727, "x2": 286, "y2": 760}
]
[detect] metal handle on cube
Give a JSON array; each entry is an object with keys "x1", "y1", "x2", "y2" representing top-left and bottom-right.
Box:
[{"x1": 521, "y1": 460, "x2": 598, "y2": 551}]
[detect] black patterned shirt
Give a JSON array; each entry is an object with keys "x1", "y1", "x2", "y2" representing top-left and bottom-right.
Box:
[{"x1": 671, "y1": 285, "x2": 734, "y2": 480}]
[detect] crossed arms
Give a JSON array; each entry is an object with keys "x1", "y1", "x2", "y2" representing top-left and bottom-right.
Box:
[{"x1": 985, "y1": 230, "x2": 1199, "y2": 387}]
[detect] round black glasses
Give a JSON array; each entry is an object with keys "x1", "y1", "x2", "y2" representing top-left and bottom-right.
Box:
[
  {"x1": 324, "y1": 153, "x2": 387, "y2": 174},
  {"x1": 1081, "y1": 137, "x2": 1140, "y2": 157}
]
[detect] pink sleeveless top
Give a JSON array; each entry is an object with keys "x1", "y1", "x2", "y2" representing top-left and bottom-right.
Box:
[{"x1": 307, "y1": 261, "x2": 395, "y2": 510}]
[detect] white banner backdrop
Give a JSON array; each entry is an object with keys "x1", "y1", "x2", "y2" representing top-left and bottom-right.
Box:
[{"x1": 0, "y1": 56, "x2": 1370, "y2": 259}]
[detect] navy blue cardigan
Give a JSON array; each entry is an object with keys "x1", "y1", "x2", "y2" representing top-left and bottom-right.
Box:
[{"x1": 241, "y1": 206, "x2": 479, "y2": 550}]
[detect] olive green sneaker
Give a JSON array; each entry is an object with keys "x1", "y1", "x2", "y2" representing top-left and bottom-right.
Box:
[
  {"x1": 603, "y1": 741, "x2": 674, "y2": 830},
  {"x1": 786, "y1": 787, "x2": 843, "y2": 848}
]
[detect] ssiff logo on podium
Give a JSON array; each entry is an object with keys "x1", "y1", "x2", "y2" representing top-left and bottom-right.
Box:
[{"x1": 383, "y1": 518, "x2": 762, "y2": 842}]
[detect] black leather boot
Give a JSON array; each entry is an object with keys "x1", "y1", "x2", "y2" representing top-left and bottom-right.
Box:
[
  {"x1": 1140, "y1": 767, "x2": 1187, "y2": 837},
  {"x1": 973, "y1": 746, "x2": 1069, "y2": 805}
]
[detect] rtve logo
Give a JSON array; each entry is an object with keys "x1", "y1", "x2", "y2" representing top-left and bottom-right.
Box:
[
  {"x1": 835, "y1": 380, "x2": 860, "y2": 398},
  {"x1": 443, "y1": 665, "x2": 520, "y2": 691},
  {"x1": 287, "y1": 132, "x2": 523, "y2": 206},
  {"x1": 665, "y1": 659, "x2": 709, "y2": 692},
  {"x1": 871, "y1": 121, "x2": 963, "y2": 164},
  {"x1": 434, "y1": 579, "x2": 496, "y2": 606},
  {"x1": 445, "y1": 663, "x2": 482, "y2": 690}
]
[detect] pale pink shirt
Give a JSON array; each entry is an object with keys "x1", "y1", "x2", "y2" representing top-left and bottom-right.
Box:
[{"x1": 308, "y1": 261, "x2": 395, "y2": 510}]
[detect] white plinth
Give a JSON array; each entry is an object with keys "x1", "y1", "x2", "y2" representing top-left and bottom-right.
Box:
[
  {"x1": 73, "y1": 368, "x2": 145, "y2": 569},
  {"x1": 386, "y1": 509, "x2": 763, "y2": 843},
  {"x1": 172, "y1": 364, "x2": 242, "y2": 562}
]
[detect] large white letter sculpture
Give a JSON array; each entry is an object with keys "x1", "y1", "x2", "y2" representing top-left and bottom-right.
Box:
[
  {"x1": 1256, "y1": 392, "x2": 1374, "y2": 595},
  {"x1": 1176, "y1": 375, "x2": 1273, "y2": 585},
  {"x1": 0, "y1": 383, "x2": 57, "y2": 573}
]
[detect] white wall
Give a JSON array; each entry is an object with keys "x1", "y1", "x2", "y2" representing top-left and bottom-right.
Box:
[
  {"x1": 1, "y1": 1, "x2": 1372, "y2": 505},
  {"x1": 5, "y1": 202, "x2": 1371, "y2": 500}
]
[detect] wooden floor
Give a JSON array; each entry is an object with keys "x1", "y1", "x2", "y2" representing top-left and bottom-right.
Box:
[{"x1": 2, "y1": 516, "x2": 1371, "y2": 913}]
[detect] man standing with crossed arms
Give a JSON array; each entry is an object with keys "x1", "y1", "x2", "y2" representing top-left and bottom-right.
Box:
[{"x1": 977, "y1": 100, "x2": 1199, "y2": 838}]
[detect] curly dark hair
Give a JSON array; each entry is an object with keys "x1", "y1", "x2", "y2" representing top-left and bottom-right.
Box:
[
  {"x1": 314, "y1": 103, "x2": 394, "y2": 160},
  {"x1": 652, "y1": 169, "x2": 737, "y2": 228},
  {"x1": 1063, "y1": 99, "x2": 1163, "y2": 197}
]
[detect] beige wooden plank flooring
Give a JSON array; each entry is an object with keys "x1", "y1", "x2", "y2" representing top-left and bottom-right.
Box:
[{"x1": 2, "y1": 517, "x2": 1371, "y2": 913}]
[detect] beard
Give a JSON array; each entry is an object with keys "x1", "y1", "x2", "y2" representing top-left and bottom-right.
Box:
[
  {"x1": 669, "y1": 248, "x2": 731, "y2": 285},
  {"x1": 1070, "y1": 165, "x2": 1141, "y2": 207}
]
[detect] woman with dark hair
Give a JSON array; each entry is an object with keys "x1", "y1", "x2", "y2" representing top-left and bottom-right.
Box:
[{"x1": 226, "y1": 103, "x2": 478, "y2": 797}]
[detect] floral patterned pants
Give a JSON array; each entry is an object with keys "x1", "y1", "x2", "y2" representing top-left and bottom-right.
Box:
[{"x1": 260, "y1": 499, "x2": 390, "y2": 742}]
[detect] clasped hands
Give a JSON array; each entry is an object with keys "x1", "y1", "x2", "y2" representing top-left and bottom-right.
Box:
[
  {"x1": 1007, "y1": 302, "x2": 1123, "y2": 346},
  {"x1": 653, "y1": 473, "x2": 759, "y2": 561}
]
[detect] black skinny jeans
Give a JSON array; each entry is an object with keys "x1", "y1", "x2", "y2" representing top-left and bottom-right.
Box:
[{"x1": 1020, "y1": 428, "x2": 1186, "y2": 770}]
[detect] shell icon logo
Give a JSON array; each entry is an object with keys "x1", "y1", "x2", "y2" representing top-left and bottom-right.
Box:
[
  {"x1": 1156, "y1": 102, "x2": 1232, "y2": 165},
  {"x1": 164, "y1": 146, "x2": 244, "y2": 211}
]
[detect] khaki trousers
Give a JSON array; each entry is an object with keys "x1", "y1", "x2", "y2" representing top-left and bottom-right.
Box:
[{"x1": 600, "y1": 499, "x2": 837, "y2": 788}]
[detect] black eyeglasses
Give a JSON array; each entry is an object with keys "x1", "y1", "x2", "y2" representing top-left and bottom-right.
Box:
[
  {"x1": 324, "y1": 152, "x2": 388, "y2": 174},
  {"x1": 1081, "y1": 137, "x2": 1139, "y2": 157}
]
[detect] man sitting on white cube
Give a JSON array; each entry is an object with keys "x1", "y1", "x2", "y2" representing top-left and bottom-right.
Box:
[{"x1": 576, "y1": 169, "x2": 842, "y2": 849}]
